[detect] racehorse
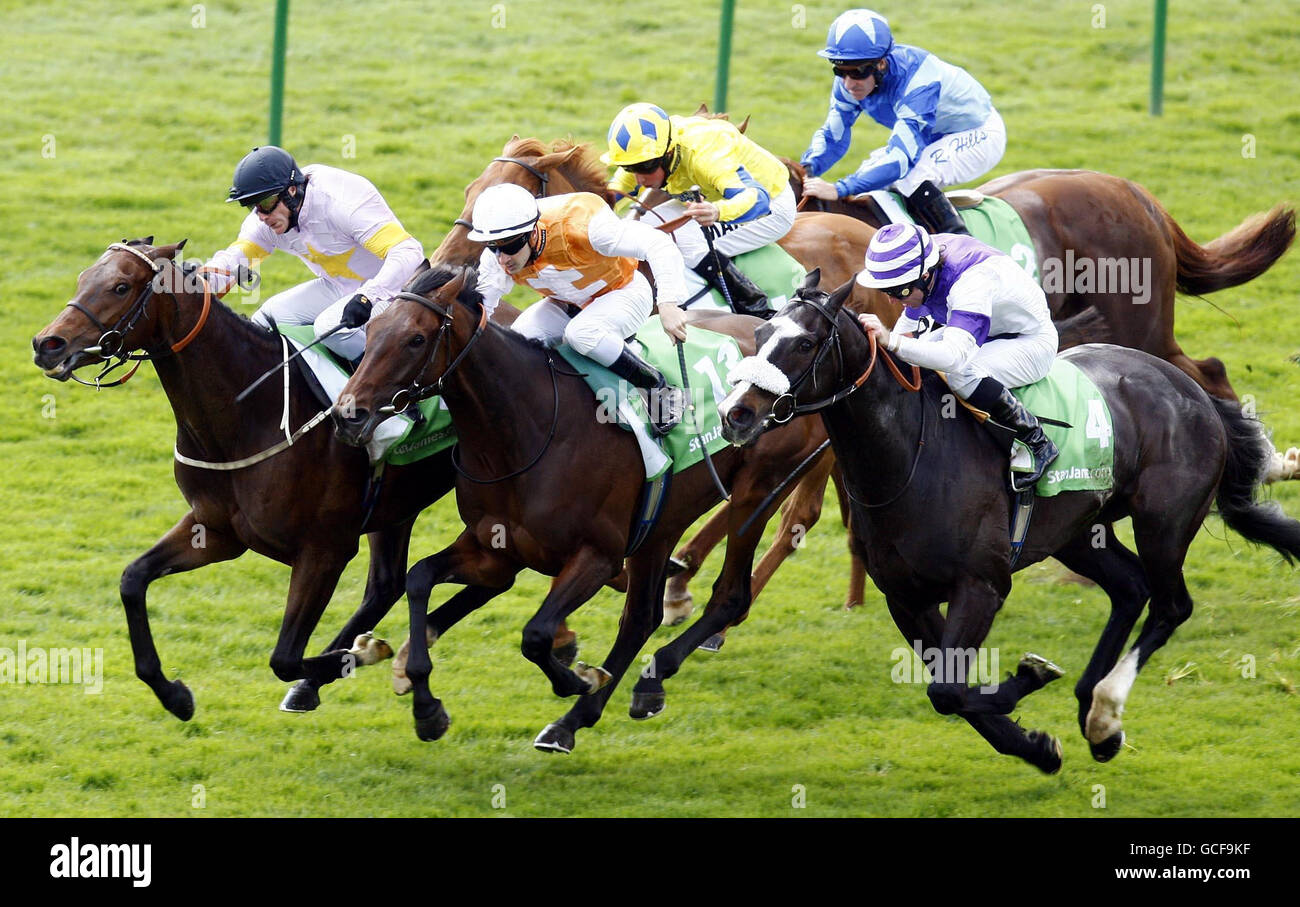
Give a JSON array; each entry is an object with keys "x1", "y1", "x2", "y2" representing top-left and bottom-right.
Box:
[
  {"x1": 331, "y1": 265, "x2": 829, "y2": 751},
  {"x1": 719, "y1": 271, "x2": 1300, "y2": 772},
  {"x1": 787, "y1": 160, "x2": 1296, "y2": 402},
  {"x1": 31, "y1": 239, "x2": 455, "y2": 719}
]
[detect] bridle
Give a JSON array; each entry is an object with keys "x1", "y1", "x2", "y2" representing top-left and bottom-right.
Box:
[
  {"x1": 452, "y1": 156, "x2": 551, "y2": 232},
  {"x1": 767, "y1": 294, "x2": 920, "y2": 425},
  {"x1": 61, "y1": 242, "x2": 215, "y2": 387},
  {"x1": 375, "y1": 283, "x2": 563, "y2": 484},
  {"x1": 763, "y1": 292, "x2": 926, "y2": 509}
]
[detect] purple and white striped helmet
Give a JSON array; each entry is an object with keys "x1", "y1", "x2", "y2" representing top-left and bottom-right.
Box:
[{"x1": 856, "y1": 223, "x2": 940, "y2": 289}]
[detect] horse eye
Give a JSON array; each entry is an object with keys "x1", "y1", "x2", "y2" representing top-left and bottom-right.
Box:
[
  {"x1": 797, "y1": 338, "x2": 815, "y2": 353},
  {"x1": 114, "y1": 283, "x2": 130, "y2": 295},
  {"x1": 408, "y1": 334, "x2": 426, "y2": 348}
]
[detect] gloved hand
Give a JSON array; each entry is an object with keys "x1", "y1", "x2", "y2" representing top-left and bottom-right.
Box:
[{"x1": 339, "y1": 294, "x2": 372, "y2": 329}]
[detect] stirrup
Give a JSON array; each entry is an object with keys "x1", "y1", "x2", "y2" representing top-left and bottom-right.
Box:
[{"x1": 647, "y1": 386, "x2": 686, "y2": 437}]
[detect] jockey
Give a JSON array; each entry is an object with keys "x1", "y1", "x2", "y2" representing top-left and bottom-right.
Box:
[
  {"x1": 856, "y1": 223, "x2": 1059, "y2": 491},
  {"x1": 799, "y1": 9, "x2": 1006, "y2": 237},
  {"x1": 205, "y1": 146, "x2": 425, "y2": 362},
  {"x1": 603, "y1": 103, "x2": 795, "y2": 319},
  {"x1": 468, "y1": 184, "x2": 690, "y2": 436}
]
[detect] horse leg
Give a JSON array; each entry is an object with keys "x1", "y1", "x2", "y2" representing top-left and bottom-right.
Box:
[
  {"x1": 390, "y1": 579, "x2": 518, "y2": 696},
  {"x1": 828, "y1": 462, "x2": 869, "y2": 608},
  {"x1": 887, "y1": 597, "x2": 1062, "y2": 773},
  {"x1": 1051, "y1": 527, "x2": 1150, "y2": 761},
  {"x1": 404, "y1": 533, "x2": 519, "y2": 741},
  {"x1": 663, "y1": 504, "x2": 729, "y2": 626},
  {"x1": 120, "y1": 512, "x2": 246, "y2": 719},
  {"x1": 1085, "y1": 512, "x2": 1201, "y2": 754},
  {"x1": 748, "y1": 451, "x2": 834, "y2": 602},
  {"x1": 281, "y1": 522, "x2": 414, "y2": 712},
  {"x1": 520, "y1": 546, "x2": 622, "y2": 698},
  {"x1": 535, "y1": 550, "x2": 668, "y2": 754},
  {"x1": 268, "y1": 547, "x2": 356, "y2": 689}
]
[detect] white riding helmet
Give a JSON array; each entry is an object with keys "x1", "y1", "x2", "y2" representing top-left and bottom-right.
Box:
[{"x1": 467, "y1": 184, "x2": 540, "y2": 243}]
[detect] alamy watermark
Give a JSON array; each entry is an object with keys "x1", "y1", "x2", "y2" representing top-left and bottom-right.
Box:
[
  {"x1": 1041, "y1": 252, "x2": 1151, "y2": 305},
  {"x1": 890, "y1": 642, "x2": 1001, "y2": 692},
  {"x1": 0, "y1": 640, "x2": 103, "y2": 694}
]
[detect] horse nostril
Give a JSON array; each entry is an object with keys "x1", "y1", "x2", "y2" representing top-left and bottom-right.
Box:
[
  {"x1": 727, "y1": 406, "x2": 754, "y2": 430},
  {"x1": 36, "y1": 335, "x2": 65, "y2": 355}
]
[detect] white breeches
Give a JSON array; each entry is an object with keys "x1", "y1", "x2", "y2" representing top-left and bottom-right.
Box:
[
  {"x1": 510, "y1": 269, "x2": 654, "y2": 366},
  {"x1": 643, "y1": 185, "x2": 797, "y2": 268},
  {"x1": 249, "y1": 277, "x2": 383, "y2": 361},
  {"x1": 944, "y1": 319, "x2": 1058, "y2": 398},
  {"x1": 893, "y1": 108, "x2": 1007, "y2": 195}
]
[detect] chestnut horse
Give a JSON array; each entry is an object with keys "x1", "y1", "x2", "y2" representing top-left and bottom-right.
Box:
[
  {"x1": 332, "y1": 265, "x2": 828, "y2": 751},
  {"x1": 31, "y1": 239, "x2": 455, "y2": 719},
  {"x1": 720, "y1": 272, "x2": 1300, "y2": 773}
]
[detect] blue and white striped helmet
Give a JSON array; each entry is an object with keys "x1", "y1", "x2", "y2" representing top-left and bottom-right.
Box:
[
  {"x1": 818, "y1": 9, "x2": 894, "y2": 63},
  {"x1": 857, "y1": 223, "x2": 939, "y2": 289}
]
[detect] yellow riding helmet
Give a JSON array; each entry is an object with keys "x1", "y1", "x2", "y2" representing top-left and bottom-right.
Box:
[{"x1": 601, "y1": 103, "x2": 672, "y2": 166}]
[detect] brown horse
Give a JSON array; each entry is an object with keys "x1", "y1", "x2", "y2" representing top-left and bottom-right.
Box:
[
  {"x1": 331, "y1": 265, "x2": 830, "y2": 751},
  {"x1": 31, "y1": 239, "x2": 455, "y2": 719},
  {"x1": 787, "y1": 160, "x2": 1296, "y2": 401}
]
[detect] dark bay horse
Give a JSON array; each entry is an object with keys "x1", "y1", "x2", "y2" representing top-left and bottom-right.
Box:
[
  {"x1": 331, "y1": 265, "x2": 829, "y2": 752},
  {"x1": 31, "y1": 239, "x2": 455, "y2": 718},
  {"x1": 719, "y1": 271, "x2": 1300, "y2": 772}
]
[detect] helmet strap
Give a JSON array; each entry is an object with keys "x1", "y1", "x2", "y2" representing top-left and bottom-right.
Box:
[
  {"x1": 527, "y1": 226, "x2": 545, "y2": 265},
  {"x1": 282, "y1": 178, "x2": 307, "y2": 230}
]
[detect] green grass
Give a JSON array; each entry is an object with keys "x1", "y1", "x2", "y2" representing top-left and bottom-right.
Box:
[{"x1": 2, "y1": 0, "x2": 1298, "y2": 817}]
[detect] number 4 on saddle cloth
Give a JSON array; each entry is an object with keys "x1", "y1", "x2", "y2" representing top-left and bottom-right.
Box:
[{"x1": 951, "y1": 355, "x2": 1115, "y2": 565}]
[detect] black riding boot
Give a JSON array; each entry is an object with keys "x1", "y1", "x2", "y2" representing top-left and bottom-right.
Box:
[
  {"x1": 968, "y1": 377, "x2": 1059, "y2": 492},
  {"x1": 693, "y1": 252, "x2": 773, "y2": 319},
  {"x1": 606, "y1": 345, "x2": 686, "y2": 437},
  {"x1": 906, "y1": 180, "x2": 970, "y2": 235}
]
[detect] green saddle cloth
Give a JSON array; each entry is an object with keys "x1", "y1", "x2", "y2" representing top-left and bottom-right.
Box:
[
  {"x1": 886, "y1": 193, "x2": 1039, "y2": 282},
  {"x1": 1012, "y1": 357, "x2": 1115, "y2": 496},
  {"x1": 689, "y1": 242, "x2": 806, "y2": 313},
  {"x1": 555, "y1": 317, "x2": 741, "y2": 479}
]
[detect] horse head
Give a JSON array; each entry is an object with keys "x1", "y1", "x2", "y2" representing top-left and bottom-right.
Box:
[
  {"x1": 333, "y1": 264, "x2": 479, "y2": 447},
  {"x1": 719, "y1": 268, "x2": 856, "y2": 446},
  {"x1": 33, "y1": 237, "x2": 190, "y2": 380},
  {"x1": 431, "y1": 136, "x2": 607, "y2": 268}
]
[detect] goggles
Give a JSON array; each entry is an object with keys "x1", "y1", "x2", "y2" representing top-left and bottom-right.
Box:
[
  {"x1": 833, "y1": 62, "x2": 879, "y2": 81},
  {"x1": 486, "y1": 232, "x2": 531, "y2": 255},
  {"x1": 246, "y1": 191, "x2": 282, "y2": 214},
  {"x1": 625, "y1": 156, "x2": 665, "y2": 175}
]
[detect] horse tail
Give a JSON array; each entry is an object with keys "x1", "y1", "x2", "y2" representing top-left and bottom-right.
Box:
[
  {"x1": 1161, "y1": 201, "x2": 1296, "y2": 296},
  {"x1": 1212, "y1": 397, "x2": 1300, "y2": 565}
]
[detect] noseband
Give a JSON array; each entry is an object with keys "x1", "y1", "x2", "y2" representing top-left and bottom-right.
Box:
[{"x1": 379, "y1": 289, "x2": 488, "y2": 414}]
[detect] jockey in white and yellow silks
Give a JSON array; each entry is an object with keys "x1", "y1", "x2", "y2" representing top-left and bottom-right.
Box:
[
  {"x1": 470, "y1": 185, "x2": 690, "y2": 436},
  {"x1": 602, "y1": 103, "x2": 796, "y2": 319},
  {"x1": 205, "y1": 146, "x2": 425, "y2": 362}
]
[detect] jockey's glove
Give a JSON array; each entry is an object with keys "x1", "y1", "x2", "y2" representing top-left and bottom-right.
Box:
[{"x1": 340, "y1": 294, "x2": 372, "y2": 329}]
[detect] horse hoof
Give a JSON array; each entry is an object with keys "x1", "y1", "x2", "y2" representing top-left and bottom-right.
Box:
[
  {"x1": 662, "y1": 596, "x2": 694, "y2": 627},
  {"x1": 552, "y1": 640, "x2": 579, "y2": 668},
  {"x1": 165, "y1": 680, "x2": 195, "y2": 722},
  {"x1": 533, "y1": 723, "x2": 575, "y2": 754},
  {"x1": 414, "y1": 701, "x2": 450, "y2": 742},
  {"x1": 574, "y1": 661, "x2": 612, "y2": 694},
  {"x1": 351, "y1": 631, "x2": 394, "y2": 665},
  {"x1": 1019, "y1": 653, "x2": 1066, "y2": 683},
  {"x1": 1089, "y1": 730, "x2": 1125, "y2": 763},
  {"x1": 1027, "y1": 730, "x2": 1063, "y2": 774},
  {"x1": 629, "y1": 691, "x2": 666, "y2": 721},
  {"x1": 279, "y1": 681, "x2": 320, "y2": 713},
  {"x1": 698, "y1": 633, "x2": 726, "y2": 653}
]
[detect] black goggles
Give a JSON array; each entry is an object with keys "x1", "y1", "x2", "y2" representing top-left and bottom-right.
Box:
[
  {"x1": 486, "y1": 232, "x2": 531, "y2": 255},
  {"x1": 833, "y1": 62, "x2": 879, "y2": 81},
  {"x1": 245, "y1": 191, "x2": 282, "y2": 213},
  {"x1": 881, "y1": 281, "x2": 922, "y2": 300},
  {"x1": 625, "y1": 156, "x2": 664, "y2": 175}
]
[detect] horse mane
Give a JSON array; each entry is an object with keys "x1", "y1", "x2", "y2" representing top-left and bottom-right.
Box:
[
  {"x1": 406, "y1": 264, "x2": 551, "y2": 355},
  {"x1": 500, "y1": 136, "x2": 609, "y2": 197}
]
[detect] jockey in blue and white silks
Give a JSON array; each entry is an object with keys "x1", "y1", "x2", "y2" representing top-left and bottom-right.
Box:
[
  {"x1": 856, "y1": 223, "x2": 1058, "y2": 490},
  {"x1": 799, "y1": 9, "x2": 1006, "y2": 237}
]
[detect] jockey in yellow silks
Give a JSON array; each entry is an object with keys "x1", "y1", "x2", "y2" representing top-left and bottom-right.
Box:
[{"x1": 603, "y1": 103, "x2": 795, "y2": 319}]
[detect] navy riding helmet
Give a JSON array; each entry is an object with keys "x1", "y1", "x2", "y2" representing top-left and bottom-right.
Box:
[{"x1": 226, "y1": 146, "x2": 308, "y2": 225}]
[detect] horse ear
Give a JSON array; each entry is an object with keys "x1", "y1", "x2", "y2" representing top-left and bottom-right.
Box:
[
  {"x1": 800, "y1": 268, "x2": 822, "y2": 293},
  {"x1": 536, "y1": 144, "x2": 582, "y2": 172},
  {"x1": 826, "y1": 278, "x2": 855, "y2": 314},
  {"x1": 737, "y1": 114, "x2": 750, "y2": 134},
  {"x1": 693, "y1": 102, "x2": 709, "y2": 117},
  {"x1": 503, "y1": 135, "x2": 520, "y2": 154},
  {"x1": 152, "y1": 240, "x2": 187, "y2": 261}
]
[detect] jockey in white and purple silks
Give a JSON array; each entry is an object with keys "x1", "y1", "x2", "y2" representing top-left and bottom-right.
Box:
[
  {"x1": 856, "y1": 223, "x2": 1059, "y2": 490},
  {"x1": 799, "y1": 9, "x2": 1006, "y2": 237}
]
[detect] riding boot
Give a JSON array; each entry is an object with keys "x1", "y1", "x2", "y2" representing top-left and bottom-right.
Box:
[
  {"x1": 905, "y1": 180, "x2": 970, "y2": 235},
  {"x1": 693, "y1": 253, "x2": 773, "y2": 319},
  {"x1": 969, "y1": 377, "x2": 1059, "y2": 492},
  {"x1": 606, "y1": 345, "x2": 687, "y2": 437}
]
